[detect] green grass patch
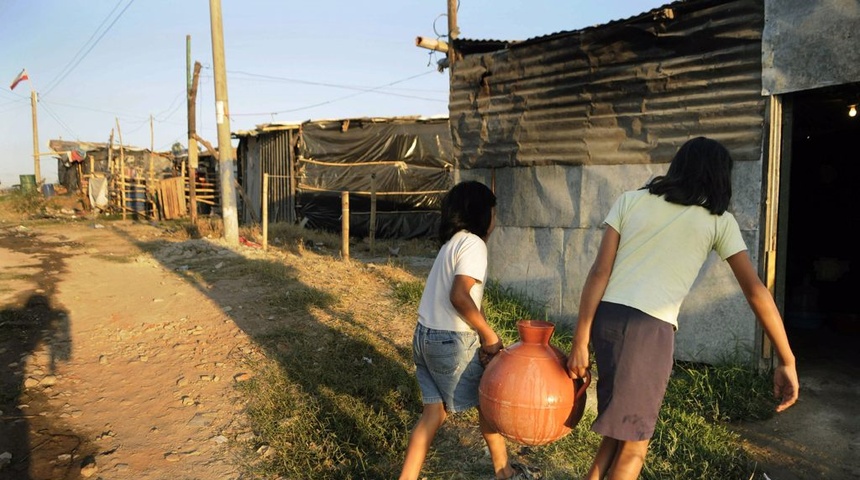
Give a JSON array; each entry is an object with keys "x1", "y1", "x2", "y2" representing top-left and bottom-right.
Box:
[{"x1": 237, "y1": 274, "x2": 776, "y2": 479}]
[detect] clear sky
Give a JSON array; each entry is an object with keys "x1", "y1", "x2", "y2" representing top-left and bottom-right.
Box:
[{"x1": 0, "y1": 0, "x2": 667, "y2": 187}]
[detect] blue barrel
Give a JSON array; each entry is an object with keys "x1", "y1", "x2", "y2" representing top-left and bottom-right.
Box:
[{"x1": 41, "y1": 183, "x2": 55, "y2": 197}]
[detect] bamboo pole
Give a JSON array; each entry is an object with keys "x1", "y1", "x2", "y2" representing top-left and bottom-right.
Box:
[{"x1": 415, "y1": 36, "x2": 449, "y2": 53}]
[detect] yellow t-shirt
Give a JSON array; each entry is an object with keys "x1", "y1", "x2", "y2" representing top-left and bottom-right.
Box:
[{"x1": 601, "y1": 189, "x2": 748, "y2": 329}]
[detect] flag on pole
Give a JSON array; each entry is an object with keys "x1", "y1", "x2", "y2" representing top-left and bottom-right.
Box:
[{"x1": 9, "y1": 69, "x2": 29, "y2": 90}]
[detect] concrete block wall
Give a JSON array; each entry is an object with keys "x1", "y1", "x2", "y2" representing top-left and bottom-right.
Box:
[{"x1": 461, "y1": 159, "x2": 765, "y2": 364}]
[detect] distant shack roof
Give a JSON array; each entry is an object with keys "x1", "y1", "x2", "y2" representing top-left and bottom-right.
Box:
[{"x1": 233, "y1": 115, "x2": 449, "y2": 138}]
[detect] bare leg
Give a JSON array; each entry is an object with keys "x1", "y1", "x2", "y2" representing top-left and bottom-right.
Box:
[
  {"x1": 606, "y1": 439, "x2": 649, "y2": 480},
  {"x1": 584, "y1": 437, "x2": 619, "y2": 480},
  {"x1": 478, "y1": 407, "x2": 516, "y2": 479},
  {"x1": 399, "y1": 403, "x2": 447, "y2": 480}
]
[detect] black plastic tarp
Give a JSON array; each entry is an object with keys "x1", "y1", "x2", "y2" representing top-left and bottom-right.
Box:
[{"x1": 296, "y1": 118, "x2": 453, "y2": 239}]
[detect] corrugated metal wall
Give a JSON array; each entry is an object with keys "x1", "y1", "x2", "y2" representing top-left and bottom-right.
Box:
[
  {"x1": 239, "y1": 130, "x2": 295, "y2": 225},
  {"x1": 449, "y1": 0, "x2": 772, "y2": 364},
  {"x1": 260, "y1": 130, "x2": 295, "y2": 224},
  {"x1": 450, "y1": 0, "x2": 766, "y2": 169}
]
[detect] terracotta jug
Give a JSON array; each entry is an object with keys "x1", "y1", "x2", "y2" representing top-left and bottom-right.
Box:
[{"x1": 479, "y1": 320, "x2": 591, "y2": 446}]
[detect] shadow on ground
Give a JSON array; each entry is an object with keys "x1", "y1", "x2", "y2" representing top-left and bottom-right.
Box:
[{"x1": 0, "y1": 227, "x2": 99, "y2": 480}]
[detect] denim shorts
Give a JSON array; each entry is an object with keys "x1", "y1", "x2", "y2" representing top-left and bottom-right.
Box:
[{"x1": 412, "y1": 323, "x2": 484, "y2": 413}]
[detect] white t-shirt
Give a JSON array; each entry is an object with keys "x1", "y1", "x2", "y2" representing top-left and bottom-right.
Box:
[
  {"x1": 601, "y1": 189, "x2": 748, "y2": 329},
  {"x1": 417, "y1": 230, "x2": 488, "y2": 332}
]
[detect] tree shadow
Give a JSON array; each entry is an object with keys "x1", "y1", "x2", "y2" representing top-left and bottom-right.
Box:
[{"x1": 0, "y1": 228, "x2": 97, "y2": 480}]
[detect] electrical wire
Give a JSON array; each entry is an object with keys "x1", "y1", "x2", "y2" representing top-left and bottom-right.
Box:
[
  {"x1": 39, "y1": 101, "x2": 79, "y2": 140},
  {"x1": 230, "y1": 70, "x2": 442, "y2": 117},
  {"x1": 41, "y1": 0, "x2": 137, "y2": 98}
]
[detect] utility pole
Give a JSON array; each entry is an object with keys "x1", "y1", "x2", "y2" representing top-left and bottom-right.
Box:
[
  {"x1": 208, "y1": 0, "x2": 239, "y2": 245},
  {"x1": 30, "y1": 90, "x2": 41, "y2": 184},
  {"x1": 447, "y1": 0, "x2": 460, "y2": 184},
  {"x1": 186, "y1": 35, "x2": 199, "y2": 224},
  {"x1": 447, "y1": 0, "x2": 459, "y2": 64}
]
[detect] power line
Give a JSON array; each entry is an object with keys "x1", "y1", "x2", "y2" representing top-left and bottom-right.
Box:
[
  {"x1": 41, "y1": 0, "x2": 137, "y2": 97},
  {"x1": 230, "y1": 70, "x2": 443, "y2": 117},
  {"x1": 40, "y1": 101, "x2": 79, "y2": 140}
]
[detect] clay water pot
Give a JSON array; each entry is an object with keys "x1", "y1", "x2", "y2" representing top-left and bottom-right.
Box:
[{"x1": 479, "y1": 320, "x2": 591, "y2": 446}]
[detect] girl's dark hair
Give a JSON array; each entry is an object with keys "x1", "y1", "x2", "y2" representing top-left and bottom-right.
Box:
[
  {"x1": 644, "y1": 137, "x2": 734, "y2": 214},
  {"x1": 438, "y1": 181, "x2": 497, "y2": 244}
]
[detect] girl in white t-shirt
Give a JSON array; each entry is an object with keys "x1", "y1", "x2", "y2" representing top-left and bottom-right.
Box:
[
  {"x1": 567, "y1": 137, "x2": 800, "y2": 480},
  {"x1": 399, "y1": 181, "x2": 534, "y2": 480}
]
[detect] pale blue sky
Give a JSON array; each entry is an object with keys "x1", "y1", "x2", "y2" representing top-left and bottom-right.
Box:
[{"x1": 0, "y1": 0, "x2": 667, "y2": 186}]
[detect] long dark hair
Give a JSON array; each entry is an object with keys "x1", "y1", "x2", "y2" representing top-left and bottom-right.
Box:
[
  {"x1": 438, "y1": 181, "x2": 496, "y2": 244},
  {"x1": 644, "y1": 137, "x2": 733, "y2": 214}
]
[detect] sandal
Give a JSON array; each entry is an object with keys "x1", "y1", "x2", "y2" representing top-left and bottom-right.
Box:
[{"x1": 497, "y1": 460, "x2": 541, "y2": 480}]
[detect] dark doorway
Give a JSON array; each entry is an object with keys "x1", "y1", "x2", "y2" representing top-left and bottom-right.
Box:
[{"x1": 782, "y1": 83, "x2": 860, "y2": 367}]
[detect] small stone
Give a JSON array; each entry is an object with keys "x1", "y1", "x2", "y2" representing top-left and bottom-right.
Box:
[
  {"x1": 187, "y1": 413, "x2": 213, "y2": 427},
  {"x1": 80, "y1": 456, "x2": 97, "y2": 477},
  {"x1": 99, "y1": 355, "x2": 108, "y2": 364},
  {"x1": 0, "y1": 452, "x2": 11, "y2": 468}
]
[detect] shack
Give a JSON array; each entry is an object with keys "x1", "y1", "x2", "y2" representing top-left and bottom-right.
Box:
[
  {"x1": 47, "y1": 139, "x2": 216, "y2": 219},
  {"x1": 235, "y1": 116, "x2": 454, "y2": 239},
  {"x1": 448, "y1": 0, "x2": 860, "y2": 364}
]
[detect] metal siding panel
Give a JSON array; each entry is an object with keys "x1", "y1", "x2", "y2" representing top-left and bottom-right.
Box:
[{"x1": 450, "y1": 0, "x2": 766, "y2": 169}]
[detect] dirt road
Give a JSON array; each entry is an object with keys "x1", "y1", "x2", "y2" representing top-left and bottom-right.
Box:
[{"x1": 0, "y1": 219, "x2": 261, "y2": 480}]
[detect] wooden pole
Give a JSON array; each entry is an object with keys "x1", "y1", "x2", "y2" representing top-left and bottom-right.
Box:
[
  {"x1": 116, "y1": 118, "x2": 126, "y2": 220},
  {"x1": 262, "y1": 173, "x2": 269, "y2": 251},
  {"x1": 149, "y1": 115, "x2": 156, "y2": 220},
  {"x1": 447, "y1": 0, "x2": 459, "y2": 64},
  {"x1": 369, "y1": 173, "x2": 376, "y2": 254},
  {"x1": 187, "y1": 39, "x2": 199, "y2": 224},
  {"x1": 107, "y1": 129, "x2": 114, "y2": 211},
  {"x1": 29, "y1": 90, "x2": 42, "y2": 184},
  {"x1": 447, "y1": 0, "x2": 460, "y2": 184},
  {"x1": 341, "y1": 191, "x2": 349, "y2": 260},
  {"x1": 209, "y1": 0, "x2": 239, "y2": 245}
]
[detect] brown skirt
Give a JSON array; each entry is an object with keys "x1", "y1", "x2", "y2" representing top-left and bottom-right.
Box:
[{"x1": 590, "y1": 301, "x2": 675, "y2": 441}]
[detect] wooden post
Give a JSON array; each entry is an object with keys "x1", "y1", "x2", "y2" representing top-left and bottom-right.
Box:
[
  {"x1": 116, "y1": 118, "x2": 126, "y2": 220},
  {"x1": 369, "y1": 173, "x2": 377, "y2": 254},
  {"x1": 148, "y1": 114, "x2": 156, "y2": 220},
  {"x1": 107, "y1": 129, "x2": 114, "y2": 212},
  {"x1": 262, "y1": 173, "x2": 269, "y2": 250},
  {"x1": 341, "y1": 191, "x2": 349, "y2": 260}
]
